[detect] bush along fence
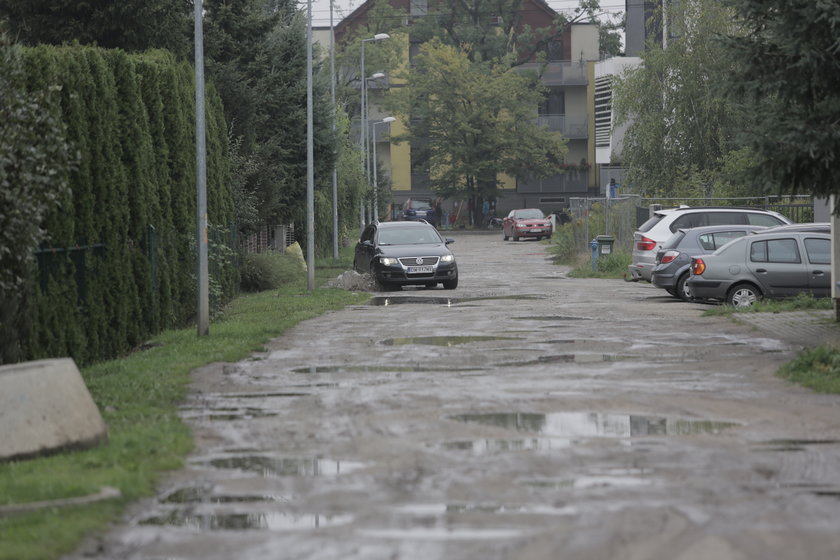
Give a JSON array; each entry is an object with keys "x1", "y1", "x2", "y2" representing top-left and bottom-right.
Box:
[{"x1": 5, "y1": 46, "x2": 236, "y2": 366}]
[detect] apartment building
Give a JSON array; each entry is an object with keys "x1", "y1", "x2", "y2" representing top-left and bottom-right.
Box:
[{"x1": 328, "y1": 0, "x2": 601, "y2": 216}]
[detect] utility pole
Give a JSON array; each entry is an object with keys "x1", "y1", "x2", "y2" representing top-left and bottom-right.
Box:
[{"x1": 194, "y1": 0, "x2": 209, "y2": 336}]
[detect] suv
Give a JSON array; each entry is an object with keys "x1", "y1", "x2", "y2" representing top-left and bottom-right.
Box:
[
  {"x1": 401, "y1": 198, "x2": 436, "y2": 222},
  {"x1": 627, "y1": 206, "x2": 792, "y2": 282}
]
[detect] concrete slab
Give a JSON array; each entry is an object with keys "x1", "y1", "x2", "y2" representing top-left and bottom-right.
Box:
[{"x1": 0, "y1": 358, "x2": 107, "y2": 462}]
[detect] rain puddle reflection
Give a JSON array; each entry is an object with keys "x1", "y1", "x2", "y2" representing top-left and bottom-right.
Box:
[
  {"x1": 290, "y1": 365, "x2": 483, "y2": 374},
  {"x1": 368, "y1": 294, "x2": 545, "y2": 306},
  {"x1": 356, "y1": 527, "x2": 526, "y2": 541},
  {"x1": 500, "y1": 353, "x2": 629, "y2": 365},
  {"x1": 382, "y1": 336, "x2": 517, "y2": 346},
  {"x1": 450, "y1": 412, "x2": 738, "y2": 438},
  {"x1": 520, "y1": 475, "x2": 652, "y2": 489},
  {"x1": 139, "y1": 511, "x2": 353, "y2": 531},
  {"x1": 193, "y1": 455, "x2": 366, "y2": 477},
  {"x1": 162, "y1": 487, "x2": 290, "y2": 504},
  {"x1": 391, "y1": 503, "x2": 577, "y2": 516},
  {"x1": 442, "y1": 438, "x2": 567, "y2": 453},
  {"x1": 180, "y1": 408, "x2": 279, "y2": 421},
  {"x1": 752, "y1": 439, "x2": 840, "y2": 452}
]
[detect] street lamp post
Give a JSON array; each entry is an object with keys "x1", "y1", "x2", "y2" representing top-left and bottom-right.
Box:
[
  {"x1": 360, "y1": 33, "x2": 389, "y2": 231},
  {"x1": 365, "y1": 72, "x2": 385, "y2": 183},
  {"x1": 371, "y1": 117, "x2": 396, "y2": 222}
]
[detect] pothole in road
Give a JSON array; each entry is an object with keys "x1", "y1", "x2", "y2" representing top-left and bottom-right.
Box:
[
  {"x1": 180, "y1": 407, "x2": 279, "y2": 421},
  {"x1": 191, "y1": 455, "x2": 367, "y2": 477},
  {"x1": 161, "y1": 486, "x2": 290, "y2": 504},
  {"x1": 138, "y1": 511, "x2": 354, "y2": 530},
  {"x1": 449, "y1": 412, "x2": 738, "y2": 438},
  {"x1": 500, "y1": 353, "x2": 631, "y2": 365},
  {"x1": 367, "y1": 294, "x2": 546, "y2": 306},
  {"x1": 752, "y1": 439, "x2": 840, "y2": 452},
  {"x1": 382, "y1": 336, "x2": 518, "y2": 346},
  {"x1": 290, "y1": 365, "x2": 484, "y2": 374}
]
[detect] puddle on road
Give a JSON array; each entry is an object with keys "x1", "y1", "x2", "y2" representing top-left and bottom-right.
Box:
[
  {"x1": 222, "y1": 391, "x2": 312, "y2": 399},
  {"x1": 442, "y1": 438, "x2": 567, "y2": 453},
  {"x1": 449, "y1": 412, "x2": 738, "y2": 438},
  {"x1": 180, "y1": 407, "x2": 279, "y2": 421},
  {"x1": 162, "y1": 486, "x2": 290, "y2": 504},
  {"x1": 357, "y1": 527, "x2": 526, "y2": 541},
  {"x1": 193, "y1": 455, "x2": 366, "y2": 477},
  {"x1": 513, "y1": 315, "x2": 591, "y2": 321},
  {"x1": 368, "y1": 294, "x2": 545, "y2": 306},
  {"x1": 500, "y1": 353, "x2": 629, "y2": 366},
  {"x1": 520, "y1": 475, "x2": 652, "y2": 490},
  {"x1": 391, "y1": 502, "x2": 576, "y2": 516},
  {"x1": 139, "y1": 511, "x2": 353, "y2": 531},
  {"x1": 752, "y1": 439, "x2": 840, "y2": 452},
  {"x1": 290, "y1": 365, "x2": 483, "y2": 374},
  {"x1": 382, "y1": 336, "x2": 518, "y2": 347}
]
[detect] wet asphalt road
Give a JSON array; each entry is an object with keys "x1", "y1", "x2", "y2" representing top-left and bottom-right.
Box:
[{"x1": 75, "y1": 231, "x2": 840, "y2": 560}]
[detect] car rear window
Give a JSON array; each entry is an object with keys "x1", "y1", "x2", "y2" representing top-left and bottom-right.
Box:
[
  {"x1": 747, "y1": 213, "x2": 787, "y2": 227},
  {"x1": 638, "y1": 214, "x2": 665, "y2": 233},
  {"x1": 805, "y1": 238, "x2": 830, "y2": 264},
  {"x1": 698, "y1": 230, "x2": 748, "y2": 251}
]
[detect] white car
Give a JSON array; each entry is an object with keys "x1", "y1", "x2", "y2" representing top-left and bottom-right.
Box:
[{"x1": 627, "y1": 206, "x2": 792, "y2": 282}]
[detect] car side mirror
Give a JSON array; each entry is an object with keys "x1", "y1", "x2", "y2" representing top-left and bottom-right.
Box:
[
  {"x1": 445, "y1": 238, "x2": 454, "y2": 245},
  {"x1": 362, "y1": 240, "x2": 374, "y2": 248}
]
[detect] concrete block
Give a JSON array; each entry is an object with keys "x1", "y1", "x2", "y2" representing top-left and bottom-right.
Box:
[{"x1": 0, "y1": 358, "x2": 108, "y2": 462}]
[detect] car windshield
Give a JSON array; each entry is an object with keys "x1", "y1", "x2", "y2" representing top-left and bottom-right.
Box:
[
  {"x1": 378, "y1": 227, "x2": 441, "y2": 245},
  {"x1": 512, "y1": 209, "x2": 545, "y2": 220}
]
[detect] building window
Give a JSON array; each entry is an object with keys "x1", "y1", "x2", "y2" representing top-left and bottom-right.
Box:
[
  {"x1": 410, "y1": 0, "x2": 427, "y2": 17},
  {"x1": 539, "y1": 87, "x2": 565, "y2": 116}
]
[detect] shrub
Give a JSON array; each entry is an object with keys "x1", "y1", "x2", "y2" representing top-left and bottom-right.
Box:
[{"x1": 240, "y1": 251, "x2": 306, "y2": 292}]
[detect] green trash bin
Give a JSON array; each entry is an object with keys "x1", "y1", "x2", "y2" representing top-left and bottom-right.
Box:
[{"x1": 595, "y1": 235, "x2": 615, "y2": 256}]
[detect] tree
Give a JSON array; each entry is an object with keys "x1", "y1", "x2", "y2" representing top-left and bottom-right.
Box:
[
  {"x1": 0, "y1": 0, "x2": 192, "y2": 57},
  {"x1": 392, "y1": 40, "x2": 567, "y2": 222},
  {"x1": 722, "y1": 0, "x2": 840, "y2": 211},
  {"x1": 0, "y1": 35, "x2": 75, "y2": 362},
  {"x1": 612, "y1": 0, "x2": 748, "y2": 198}
]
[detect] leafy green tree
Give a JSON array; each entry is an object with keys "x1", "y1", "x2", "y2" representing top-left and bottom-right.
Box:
[
  {"x1": 722, "y1": 0, "x2": 840, "y2": 210},
  {"x1": 612, "y1": 0, "x2": 748, "y2": 198},
  {"x1": 392, "y1": 40, "x2": 567, "y2": 223},
  {"x1": 0, "y1": 34, "x2": 75, "y2": 363},
  {"x1": 0, "y1": 0, "x2": 192, "y2": 57}
]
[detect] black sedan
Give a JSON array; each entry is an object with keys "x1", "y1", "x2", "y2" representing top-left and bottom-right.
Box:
[{"x1": 353, "y1": 220, "x2": 458, "y2": 291}]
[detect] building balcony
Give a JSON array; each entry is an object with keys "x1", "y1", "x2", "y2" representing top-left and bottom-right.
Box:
[
  {"x1": 516, "y1": 61, "x2": 588, "y2": 86},
  {"x1": 536, "y1": 114, "x2": 588, "y2": 139}
]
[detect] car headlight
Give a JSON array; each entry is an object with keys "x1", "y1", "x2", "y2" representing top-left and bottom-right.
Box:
[
  {"x1": 440, "y1": 254, "x2": 454, "y2": 263},
  {"x1": 380, "y1": 257, "x2": 398, "y2": 266}
]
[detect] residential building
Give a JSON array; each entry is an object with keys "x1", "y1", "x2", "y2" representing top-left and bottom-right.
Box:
[{"x1": 329, "y1": 0, "x2": 601, "y2": 217}]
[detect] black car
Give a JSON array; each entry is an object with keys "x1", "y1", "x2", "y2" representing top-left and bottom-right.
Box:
[
  {"x1": 353, "y1": 220, "x2": 458, "y2": 291},
  {"x1": 400, "y1": 198, "x2": 436, "y2": 223}
]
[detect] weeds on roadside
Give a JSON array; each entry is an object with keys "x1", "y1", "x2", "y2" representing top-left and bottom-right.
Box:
[
  {"x1": 778, "y1": 345, "x2": 840, "y2": 394},
  {"x1": 702, "y1": 293, "x2": 833, "y2": 316}
]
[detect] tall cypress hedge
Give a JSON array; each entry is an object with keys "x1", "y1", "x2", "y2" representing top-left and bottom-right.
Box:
[{"x1": 16, "y1": 46, "x2": 235, "y2": 365}]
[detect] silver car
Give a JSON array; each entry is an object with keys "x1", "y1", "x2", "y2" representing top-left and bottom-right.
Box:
[
  {"x1": 628, "y1": 207, "x2": 792, "y2": 282},
  {"x1": 650, "y1": 225, "x2": 767, "y2": 301},
  {"x1": 686, "y1": 231, "x2": 832, "y2": 307}
]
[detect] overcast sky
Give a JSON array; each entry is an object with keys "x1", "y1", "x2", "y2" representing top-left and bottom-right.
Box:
[{"x1": 301, "y1": 0, "x2": 625, "y2": 28}]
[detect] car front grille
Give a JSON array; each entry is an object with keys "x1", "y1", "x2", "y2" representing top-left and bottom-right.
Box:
[{"x1": 398, "y1": 256, "x2": 440, "y2": 267}]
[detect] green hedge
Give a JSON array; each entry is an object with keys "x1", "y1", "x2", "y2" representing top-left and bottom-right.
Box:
[{"x1": 16, "y1": 46, "x2": 235, "y2": 365}]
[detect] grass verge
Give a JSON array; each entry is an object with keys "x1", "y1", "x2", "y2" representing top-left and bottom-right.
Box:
[
  {"x1": 0, "y1": 252, "x2": 368, "y2": 560},
  {"x1": 778, "y1": 344, "x2": 840, "y2": 393}
]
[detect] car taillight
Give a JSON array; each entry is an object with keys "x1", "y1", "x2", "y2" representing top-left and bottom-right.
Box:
[
  {"x1": 636, "y1": 236, "x2": 656, "y2": 251},
  {"x1": 660, "y1": 250, "x2": 680, "y2": 264},
  {"x1": 692, "y1": 258, "x2": 706, "y2": 276}
]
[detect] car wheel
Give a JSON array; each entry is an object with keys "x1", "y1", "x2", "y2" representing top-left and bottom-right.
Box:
[
  {"x1": 726, "y1": 283, "x2": 760, "y2": 308},
  {"x1": 665, "y1": 288, "x2": 677, "y2": 297},
  {"x1": 676, "y1": 273, "x2": 692, "y2": 302},
  {"x1": 443, "y1": 277, "x2": 458, "y2": 290}
]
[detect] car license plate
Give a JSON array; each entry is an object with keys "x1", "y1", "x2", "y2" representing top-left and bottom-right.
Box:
[
  {"x1": 530, "y1": 229, "x2": 543, "y2": 233},
  {"x1": 407, "y1": 266, "x2": 434, "y2": 274}
]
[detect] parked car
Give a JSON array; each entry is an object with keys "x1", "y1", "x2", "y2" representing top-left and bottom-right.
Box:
[
  {"x1": 651, "y1": 225, "x2": 768, "y2": 301},
  {"x1": 752, "y1": 222, "x2": 831, "y2": 234},
  {"x1": 401, "y1": 198, "x2": 436, "y2": 223},
  {"x1": 628, "y1": 207, "x2": 792, "y2": 282},
  {"x1": 353, "y1": 220, "x2": 458, "y2": 291},
  {"x1": 687, "y1": 231, "x2": 832, "y2": 307},
  {"x1": 503, "y1": 208, "x2": 553, "y2": 241}
]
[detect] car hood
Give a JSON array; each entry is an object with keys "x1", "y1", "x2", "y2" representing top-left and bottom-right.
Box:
[{"x1": 377, "y1": 244, "x2": 451, "y2": 258}]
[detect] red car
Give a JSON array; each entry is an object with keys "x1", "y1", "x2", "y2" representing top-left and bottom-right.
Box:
[{"x1": 503, "y1": 208, "x2": 553, "y2": 241}]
